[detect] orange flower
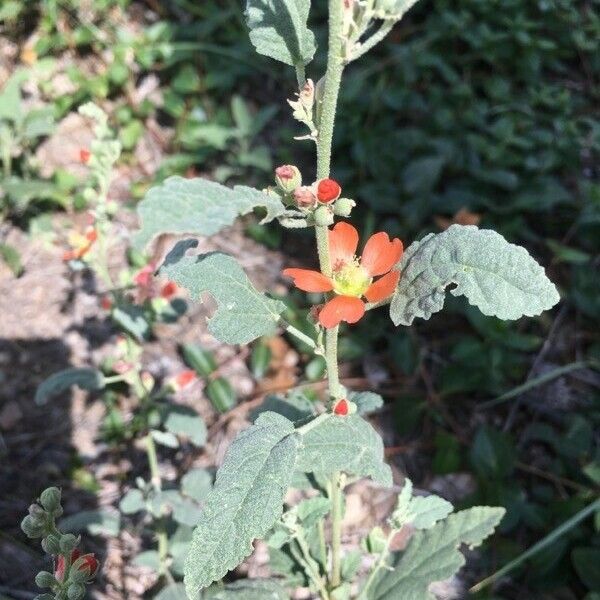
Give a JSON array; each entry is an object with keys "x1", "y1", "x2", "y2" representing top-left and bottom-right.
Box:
[
  {"x1": 79, "y1": 148, "x2": 91, "y2": 164},
  {"x1": 160, "y1": 281, "x2": 178, "y2": 299},
  {"x1": 283, "y1": 222, "x2": 403, "y2": 328},
  {"x1": 62, "y1": 226, "x2": 97, "y2": 261}
]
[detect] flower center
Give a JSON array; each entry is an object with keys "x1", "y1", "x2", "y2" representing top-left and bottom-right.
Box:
[{"x1": 331, "y1": 259, "x2": 371, "y2": 297}]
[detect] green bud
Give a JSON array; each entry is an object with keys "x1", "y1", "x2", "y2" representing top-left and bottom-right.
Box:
[
  {"x1": 42, "y1": 534, "x2": 61, "y2": 555},
  {"x1": 59, "y1": 533, "x2": 79, "y2": 554},
  {"x1": 40, "y1": 487, "x2": 61, "y2": 513},
  {"x1": 313, "y1": 205, "x2": 334, "y2": 227},
  {"x1": 274, "y1": 165, "x2": 302, "y2": 193},
  {"x1": 34, "y1": 594, "x2": 55, "y2": 600},
  {"x1": 35, "y1": 571, "x2": 56, "y2": 589},
  {"x1": 21, "y1": 515, "x2": 45, "y2": 539},
  {"x1": 69, "y1": 565, "x2": 88, "y2": 584},
  {"x1": 67, "y1": 583, "x2": 85, "y2": 600},
  {"x1": 333, "y1": 197, "x2": 356, "y2": 217}
]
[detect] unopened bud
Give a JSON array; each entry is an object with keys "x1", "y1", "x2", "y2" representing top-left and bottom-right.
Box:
[
  {"x1": 275, "y1": 165, "x2": 301, "y2": 193},
  {"x1": 293, "y1": 186, "x2": 316, "y2": 208},
  {"x1": 316, "y1": 178, "x2": 342, "y2": 203},
  {"x1": 40, "y1": 487, "x2": 61, "y2": 513},
  {"x1": 299, "y1": 79, "x2": 315, "y2": 110},
  {"x1": 313, "y1": 205, "x2": 334, "y2": 226},
  {"x1": 67, "y1": 583, "x2": 85, "y2": 600},
  {"x1": 35, "y1": 571, "x2": 56, "y2": 589},
  {"x1": 59, "y1": 534, "x2": 79, "y2": 554},
  {"x1": 333, "y1": 197, "x2": 355, "y2": 217},
  {"x1": 21, "y1": 515, "x2": 45, "y2": 538}
]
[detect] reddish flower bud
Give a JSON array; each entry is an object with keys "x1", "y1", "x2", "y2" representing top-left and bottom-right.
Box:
[
  {"x1": 275, "y1": 165, "x2": 301, "y2": 193},
  {"x1": 55, "y1": 549, "x2": 82, "y2": 581},
  {"x1": 294, "y1": 186, "x2": 317, "y2": 208},
  {"x1": 134, "y1": 263, "x2": 155, "y2": 288},
  {"x1": 160, "y1": 281, "x2": 178, "y2": 299},
  {"x1": 100, "y1": 296, "x2": 112, "y2": 310},
  {"x1": 73, "y1": 553, "x2": 99, "y2": 577},
  {"x1": 174, "y1": 369, "x2": 197, "y2": 389},
  {"x1": 333, "y1": 398, "x2": 349, "y2": 416},
  {"x1": 316, "y1": 178, "x2": 341, "y2": 203},
  {"x1": 79, "y1": 149, "x2": 91, "y2": 164}
]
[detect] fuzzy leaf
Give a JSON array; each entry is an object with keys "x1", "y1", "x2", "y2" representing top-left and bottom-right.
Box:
[
  {"x1": 160, "y1": 241, "x2": 286, "y2": 344},
  {"x1": 181, "y1": 468, "x2": 213, "y2": 503},
  {"x1": 391, "y1": 479, "x2": 453, "y2": 531},
  {"x1": 35, "y1": 368, "x2": 105, "y2": 405},
  {"x1": 371, "y1": 507, "x2": 505, "y2": 600},
  {"x1": 390, "y1": 224, "x2": 559, "y2": 326},
  {"x1": 184, "y1": 412, "x2": 298, "y2": 596},
  {"x1": 133, "y1": 176, "x2": 285, "y2": 250},
  {"x1": 296, "y1": 415, "x2": 392, "y2": 486},
  {"x1": 206, "y1": 579, "x2": 289, "y2": 599},
  {"x1": 350, "y1": 391, "x2": 384, "y2": 415},
  {"x1": 246, "y1": 0, "x2": 316, "y2": 67},
  {"x1": 162, "y1": 404, "x2": 207, "y2": 447}
]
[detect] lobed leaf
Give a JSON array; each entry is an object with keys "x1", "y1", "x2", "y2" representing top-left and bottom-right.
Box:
[
  {"x1": 296, "y1": 415, "x2": 392, "y2": 486},
  {"x1": 184, "y1": 412, "x2": 298, "y2": 596},
  {"x1": 35, "y1": 368, "x2": 105, "y2": 405},
  {"x1": 160, "y1": 241, "x2": 286, "y2": 345},
  {"x1": 246, "y1": 0, "x2": 316, "y2": 67},
  {"x1": 133, "y1": 176, "x2": 285, "y2": 251},
  {"x1": 371, "y1": 506, "x2": 505, "y2": 600},
  {"x1": 390, "y1": 224, "x2": 560, "y2": 326}
]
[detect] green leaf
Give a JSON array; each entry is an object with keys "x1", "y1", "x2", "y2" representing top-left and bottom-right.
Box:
[
  {"x1": 0, "y1": 243, "x2": 23, "y2": 276},
  {"x1": 470, "y1": 426, "x2": 516, "y2": 479},
  {"x1": 154, "y1": 583, "x2": 187, "y2": 600},
  {"x1": 162, "y1": 404, "x2": 207, "y2": 447},
  {"x1": 296, "y1": 496, "x2": 331, "y2": 529},
  {"x1": 572, "y1": 548, "x2": 600, "y2": 591},
  {"x1": 296, "y1": 415, "x2": 392, "y2": 486},
  {"x1": 151, "y1": 429, "x2": 179, "y2": 448},
  {"x1": 133, "y1": 176, "x2": 285, "y2": 251},
  {"x1": 133, "y1": 550, "x2": 161, "y2": 571},
  {"x1": 112, "y1": 304, "x2": 151, "y2": 341},
  {"x1": 206, "y1": 579, "x2": 289, "y2": 599},
  {"x1": 184, "y1": 412, "x2": 298, "y2": 596},
  {"x1": 161, "y1": 241, "x2": 286, "y2": 345},
  {"x1": 390, "y1": 224, "x2": 559, "y2": 325},
  {"x1": 119, "y1": 489, "x2": 145, "y2": 514},
  {"x1": 246, "y1": 0, "x2": 316, "y2": 67},
  {"x1": 35, "y1": 368, "x2": 105, "y2": 405},
  {"x1": 349, "y1": 391, "x2": 384, "y2": 415},
  {"x1": 59, "y1": 509, "x2": 120, "y2": 537},
  {"x1": 181, "y1": 468, "x2": 213, "y2": 502},
  {"x1": 390, "y1": 479, "x2": 453, "y2": 530},
  {"x1": 372, "y1": 507, "x2": 505, "y2": 600}
]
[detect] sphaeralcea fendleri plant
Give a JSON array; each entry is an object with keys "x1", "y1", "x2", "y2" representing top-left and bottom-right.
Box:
[{"x1": 30, "y1": 0, "x2": 561, "y2": 598}]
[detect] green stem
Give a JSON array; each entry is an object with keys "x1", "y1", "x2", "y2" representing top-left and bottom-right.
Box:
[
  {"x1": 329, "y1": 472, "x2": 344, "y2": 590},
  {"x1": 280, "y1": 320, "x2": 318, "y2": 349},
  {"x1": 325, "y1": 326, "x2": 342, "y2": 399},
  {"x1": 296, "y1": 528, "x2": 330, "y2": 600},
  {"x1": 145, "y1": 433, "x2": 169, "y2": 577},
  {"x1": 358, "y1": 530, "x2": 395, "y2": 599},
  {"x1": 470, "y1": 498, "x2": 600, "y2": 594},
  {"x1": 295, "y1": 63, "x2": 306, "y2": 87},
  {"x1": 316, "y1": 0, "x2": 345, "y2": 180}
]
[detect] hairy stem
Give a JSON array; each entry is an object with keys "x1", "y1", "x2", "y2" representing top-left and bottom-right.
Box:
[
  {"x1": 312, "y1": 1, "x2": 348, "y2": 596},
  {"x1": 316, "y1": 0, "x2": 345, "y2": 180},
  {"x1": 358, "y1": 530, "x2": 395, "y2": 599},
  {"x1": 329, "y1": 472, "x2": 344, "y2": 590}
]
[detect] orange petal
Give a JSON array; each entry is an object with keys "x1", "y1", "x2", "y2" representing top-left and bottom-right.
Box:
[
  {"x1": 283, "y1": 268, "x2": 333, "y2": 292},
  {"x1": 364, "y1": 270, "x2": 400, "y2": 303},
  {"x1": 361, "y1": 233, "x2": 403, "y2": 277},
  {"x1": 329, "y1": 221, "x2": 359, "y2": 269},
  {"x1": 319, "y1": 296, "x2": 365, "y2": 328}
]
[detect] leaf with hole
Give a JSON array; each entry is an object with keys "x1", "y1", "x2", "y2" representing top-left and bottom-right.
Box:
[{"x1": 390, "y1": 224, "x2": 560, "y2": 326}]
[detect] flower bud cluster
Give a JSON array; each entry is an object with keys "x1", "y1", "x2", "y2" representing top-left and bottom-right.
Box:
[
  {"x1": 21, "y1": 487, "x2": 99, "y2": 600},
  {"x1": 272, "y1": 166, "x2": 356, "y2": 226}
]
